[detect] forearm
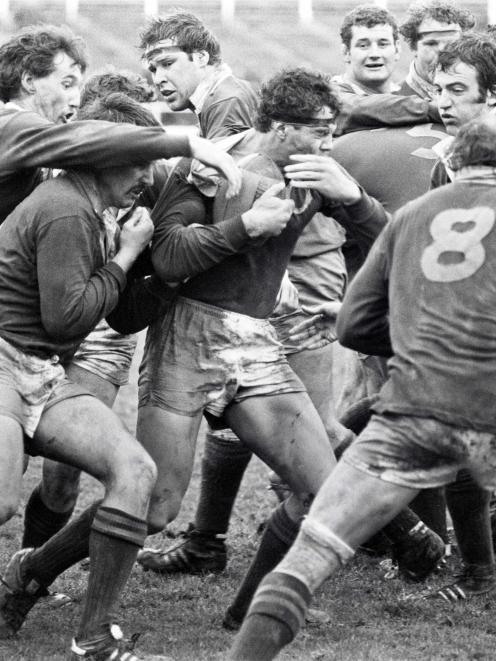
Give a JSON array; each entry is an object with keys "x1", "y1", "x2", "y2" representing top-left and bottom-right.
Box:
[
  {"x1": 338, "y1": 94, "x2": 437, "y2": 135},
  {"x1": 152, "y1": 214, "x2": 249, "y2": 282},
  {"x1": 3, "y1": 115, "x2": 191, "y2": 174}
]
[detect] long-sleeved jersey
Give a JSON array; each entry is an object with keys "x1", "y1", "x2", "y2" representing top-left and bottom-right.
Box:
[{"x1": 337, "y1": 172, "x2": 496, "y2": 433}]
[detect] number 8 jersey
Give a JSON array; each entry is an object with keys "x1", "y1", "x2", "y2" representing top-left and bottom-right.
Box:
[{"x1": 337, "y1": 170, "x2": 496, "y2": 434}]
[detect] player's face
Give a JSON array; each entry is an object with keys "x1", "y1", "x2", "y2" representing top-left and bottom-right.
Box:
[
  {"x1": 283, "y1": 107, "x2": 335, "y2": 159},
  {"x1": 344, "y1": 23, "x2": 399, "y2": 91},
  {"x1": 414, "y1": 19, "x2": 462, "y2": 84},
  {"x1": 146, "y1": 41, "x2": 205, "y2": 111},
  {"x1": 98, "y1": 163, "x2": 154, "y2": 209},
  {"x1": 30, "y1": 51, "x2": 82, "y2": 124},
  {"x1": 434, "y1": 62, "x2": 487, "y2": 136}
]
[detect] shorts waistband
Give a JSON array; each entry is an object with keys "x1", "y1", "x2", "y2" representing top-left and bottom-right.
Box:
[{"x1": 178, "y1": 297, "x2": 271, "y2": 329}]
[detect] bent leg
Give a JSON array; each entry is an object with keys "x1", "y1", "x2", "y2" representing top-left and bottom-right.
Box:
[
  {"x1": 23, "y1": 366, "x2": 119, "y2": 548},
  {"x1": 229, "y1": 461, "x2": 417, "y2": 661},
  {"x1": 137, "y1": 404, "x2": 203, "y2": 532},
  {"x1": 26, "y1": 395, "x2": 155, "y2": 646},
  {"x1": 223, "y1": 391, "x2": 336, "y2": 626}
]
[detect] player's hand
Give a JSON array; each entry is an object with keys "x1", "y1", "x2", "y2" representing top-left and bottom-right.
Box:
[
  {"x1": 286, "y1": 312, "x2": 339, "y2": 350},
  {"x1": 188, "y1": 135, "x2": 242, "y2": 199},
  {"x1": 113, "y1": 207, "x2": 154, "y2": 272},
  {"x1": 241, "y1": 182, "x2": 294, "y2": 238},
  {"x1": 284, "y1": 154, "x2": 361, "y2": 205}
]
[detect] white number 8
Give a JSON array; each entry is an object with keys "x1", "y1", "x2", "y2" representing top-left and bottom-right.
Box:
[{"x1": 421, "y1": 207, "x2": 495, "y2": 282}]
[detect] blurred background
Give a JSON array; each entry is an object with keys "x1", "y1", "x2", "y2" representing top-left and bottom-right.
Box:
[{"x1": 0, "y1": 1, "x2": 492, "y2": 128}]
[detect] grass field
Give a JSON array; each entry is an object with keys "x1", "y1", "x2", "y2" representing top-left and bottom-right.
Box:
[{"x1": 1, "y1": 340, "x2": 496, "y2": 661}]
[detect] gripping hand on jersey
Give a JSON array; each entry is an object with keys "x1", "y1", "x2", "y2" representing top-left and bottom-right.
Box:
[{"x1": 284, "y1": 154, "x2": 361, "y2": 205}]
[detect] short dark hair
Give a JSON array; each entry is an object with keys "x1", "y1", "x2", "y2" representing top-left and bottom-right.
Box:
[
  {"x1": 77, "y1": 92, "x2": 161, "y2": 128},
  {"x1": 0, "y1": 24, "x2": 87, "y2": 102},
  {"x1": 139, "y1": 12, "x2": 221, "y2": 65},
  {"x1": 255, "y1": 68, "x2": 341, "y2": 133},
  {"x1": 80, "y1": 68, "x2": 155, "y2": 109},
  {"x1": 438, "y1": 33, "x2": 496, "y2": 99},
  {"x1": 449, "y1": 114, "x2": 496, "y2": 170},
  {"x1": 400, "y1": 1, "x2": 475, "y2": 50},
  {"x1": 340, "y1": 4, "x2": 399, "y2": 49}
]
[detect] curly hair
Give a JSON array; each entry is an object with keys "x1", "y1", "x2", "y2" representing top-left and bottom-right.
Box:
[
  {"x1": 77, "y1": 92, "x2": 161, "y2": 128},
  {"x1": 449, "y1": 114, "x2": 496, "y2": 170},
  {"x1": 340, "y1": 4, "x2": 399, "y2": 49},
  {"x1": 400, "y1": 1, "x2": 475, "y2": 50},
  {"x1": 438, "y1": 33, "x2": 496, "y2": 99},
  {"x1": 0, "y1": 24, "x2": 87, "y2": 102},
  {"x1": 255, "y1": 68, "x2": 340, "y2": 133},
  {"x1": 139, "y1": 12, "x2": 221, "y2": 65},
  {"x1": 80, "y1": 68, "x2": 155, "y2": 109}
]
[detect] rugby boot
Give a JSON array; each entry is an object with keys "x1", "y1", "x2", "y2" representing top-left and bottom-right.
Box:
[
  {"x1": 137, "y1": 524, "x2": 227, "y2": 574},
  {"x1": 403, "y1": 562, "x2": 495, "y2": 603},
  {"x1": 392, "y1": 522, "x2": 445, "y2": 582},
  {"x1": 71, "y1": 625, "x2": 173, "y2": 660},
  {"x1": 0, "y1": 548, "x2": 46, "y2": 637}
]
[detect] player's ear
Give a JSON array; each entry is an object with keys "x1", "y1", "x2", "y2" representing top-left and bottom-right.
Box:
[
  {"x1": 20, "y1": 70, "x2": 36, "y2": 95},
  {"x1": 486, "y1": 85, "x2": 496, "y2": 108},
  {"x1": 394, "y1": 39, "x2": 401, "y2": 60},
  {"x1": 192, "y1": 50, "x2": 210, "y2": 67},
  {"x1": 342, "y1": 43, "x2": 351, "y2": 63}
]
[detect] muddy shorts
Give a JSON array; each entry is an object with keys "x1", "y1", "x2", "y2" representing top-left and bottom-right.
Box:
[
  {"x1": 0, "y1": 336, "x2": 89, "y2": 438},
  {"x1": 342, "y1": 412, "x2": 496, "y2": 490},
  {"x1": 138, "y1": 296, "x2": 305, "y2": 417},
  {"x1": 71, "y1": 318, "x2": 138, "y2": 386}
]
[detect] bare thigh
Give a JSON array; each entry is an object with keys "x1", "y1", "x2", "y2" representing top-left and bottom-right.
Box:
[
  {"x1": 32, "y1": 395, "x2": 155, "y2": 519},
  {"x1": 225, "y1": 391, "x2": 336, "y2": 507},
  {"x1": 137, "y1": 405, "x2": 203, "y2": 530},
  {"x1": 39, "y1": 365, "x2": 120, "y2": 511}
]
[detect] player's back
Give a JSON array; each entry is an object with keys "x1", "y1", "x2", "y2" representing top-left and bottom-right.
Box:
[
  {"x1": 378, "y1": 177, "x2": 496, "y2": 432},
  {"x1": 332, "y1": 123, "x2": 446, "y2": 213}
]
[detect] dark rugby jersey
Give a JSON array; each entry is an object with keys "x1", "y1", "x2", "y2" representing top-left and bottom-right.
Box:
[
  {"x1": 337, "y1": 173, "x2": 496, "y2": 433},
  {"x1": 152, "y1": 151, "x2": 388, "y2": 319},
  {"x1": 332, "y1": 123, "x2": 447, "y2": 214}
]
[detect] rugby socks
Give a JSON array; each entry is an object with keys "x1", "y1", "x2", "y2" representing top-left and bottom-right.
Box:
[
  {"x1": 194, "y1": 429, "x2": 253, "y2": 535},
  {"x1": 22, "y1": 484, "x2": 74, "y2": 548},
  {"x1": 228, "y1": 572, "x2": 310, "y2": 660},
  {"x1": 446, "y1": 470, "x2": 494, "y2": 569},
  {"x1": 77, "y1": 506, "x2": 148, "y2": 640},
  {"x1": 410, "y1": 487, "x2": 448, "y2": 542},
  {"x1": 382, "y1": 507, "x2": 422, "y2": 540},
  {"x1": 23, "y1": 501, "x2": 102, "y2": 587},
  {"x1": 225, "y1": 501, "x2": 299, "y2": 626}
]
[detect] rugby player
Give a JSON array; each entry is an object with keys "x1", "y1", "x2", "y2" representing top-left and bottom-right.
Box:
[
  {"x1": 21, "y1": 70, "x2": 159, "y2": 553},
  {"x1": 140, "y1": 10, "x2": 257, "y2": 138},
  {"x1": 0, "y1": 94, "x2": 164, "y2": 660},
  {"x1": 131, "y1": 68, "x2": 388, "y2": 629},
  {"x1": 409, "y1": 32, "x2": 496, "y2": 603},
  {"x1": 0, "y1": 23, "x2": 240, "y2": 554},
  {"x1": 137, "y1": 12, "x2": 354, "y2": 579},
  {"x1": 228, "y1": 110, "x2": 496, "y2": 661}
]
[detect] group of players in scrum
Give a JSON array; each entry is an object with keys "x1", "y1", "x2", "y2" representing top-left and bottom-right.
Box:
[{"x1": 0, "y1": 1, "x2": 495, "y2": 659}]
